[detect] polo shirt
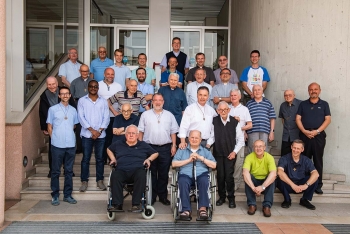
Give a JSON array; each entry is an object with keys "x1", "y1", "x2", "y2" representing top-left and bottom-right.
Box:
[
  {"x1": 108, "y1": 140, "x2": 157, "y2": 171},
  {"x1": 279, "y1": 98, "x2": 302, "y2": 141},
  {"x1": 58, "y1": 60, "x2": 82, "y2": 83},
  {"x1": 109, "y1": 64, "x2": 131, "y2": 90},
  {"x1": 131, "y1": 66, "x2": 156, "y2": 85},
  {"x1": 90, "y1": 57, "x2": 114, "y2": 82},
  {"x1": 243, "y1": 152, "x2": 276, "y2": 179},
  {"x1": 213, "y1": 68, "x2": 239, "y2": 85},
  {"x1": 185, "y1": 66, "x2": 216, "y2": 84},
  {"x1": 278, "y1": 153, "x2": 316, "y2": 182},
  {"x1": 160, "y1": 70, "x2": 184, "y2": 85},
  {"x1": 112, "y1": 114, "x2": 140, "y2": 142},
  {"x1": 108, "y1": 90, "x2": 148, "y2": 116},
  {"x1": 246, "y1": 98, "x2": 276, "y2": 134},
  {"x1": 229, "y1": 103, "x2": 252, "y2": 128},
  {"x1": 297, "y1": 98, "x2": 331, "y2": 130}
]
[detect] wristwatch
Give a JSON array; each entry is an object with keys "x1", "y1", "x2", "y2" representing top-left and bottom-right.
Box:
[
  {"x1": 219, "y1": 97, "x2": 222, "y2": 100},
  {"x1": 98, "y1": 129, "x2": 103, "y2": 133},
  {"x1": 262, "y1": 186, "x2": 266, "y2": 191},
  {"x1": 316, "y1": 129, "x2": 320, "y2": 134},
  {"x1": 306, "y1": 182, "x2": 311, "y2": 187}
]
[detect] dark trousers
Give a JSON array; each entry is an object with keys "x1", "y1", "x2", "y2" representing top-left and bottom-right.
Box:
[
  {"x1": 111, "y1": 168, "x2": 146, "y2": 206},
  {"x1": 245, "y1": 174, "x2": 275, "y2": 208},
  {"x1": 103, "y1": 117, "x2": 115, "y2": 163},
  {"x1": 75, "y1": 123, "x2": 82, "y2": 152},
  {"x1": 299, "y1": 131, "x2": 326, "y2": 188},
  {"x1": 48, "y1": 137, "x2": 52, "y2": 173},
  {"x1": 149, "y1": 143, "x2": 172, "y2": 201},
  {"x1": 276, "y1": 176, "x2": 318, "y2": 201},
  {"x1": 281, "y1": 140, "x2": 293, "y2": 156},
  {"x1": 216, "y1": 156, "x2": 235, "y2": 199},
  {"x1": 178, "y1": 172, "x2": 209, "y2": 212},
  {"x1": 51, "y1": 146, "x2": 75, "y2": 198},
  {"x1": 81, "y1": 137, "x2": 105, "y2": 182}
]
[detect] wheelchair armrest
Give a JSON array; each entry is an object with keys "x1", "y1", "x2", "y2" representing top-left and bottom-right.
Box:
[{"x1": 171, "y1": 167, "x2": 180, "y2": 172}]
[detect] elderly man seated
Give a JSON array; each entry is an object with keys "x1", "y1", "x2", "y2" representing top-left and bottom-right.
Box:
[
  {"x1": 107, "y1": 125, "x2": 158, "y2": 212},
  {"x1": 172, "y1": 130, "x2": 216, "y2": 220}
]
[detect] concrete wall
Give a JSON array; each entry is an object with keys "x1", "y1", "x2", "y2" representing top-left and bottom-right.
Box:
[{"x1": 230, "y1": 0, "x2": 350, "y2": 180}]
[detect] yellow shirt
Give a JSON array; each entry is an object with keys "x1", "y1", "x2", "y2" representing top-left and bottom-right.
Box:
[{"x1": 243, "y1": 152, "x2": 276, "y2": 179}]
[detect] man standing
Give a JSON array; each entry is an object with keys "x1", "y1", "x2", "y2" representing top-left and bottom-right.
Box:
[
  {"x1": 212, "y1": 101, "x2": 244, "y2": 208},
  {"x1": 90, "y1": 46, "x2": 114, "y2": 82},
  {"x1": 109, "y1": 49, "x2": 131, "y2": 90},
  {"x1": 59, "y1": 48, "x2": 82, "y2": 87},
  {"x1": 186, "y1": 53, "x2": 216, "y2": 86},
  {"x1": 136, "y1": 68, "x2": 154, "y2": 115},
  {"x1": 131, "y1": 53, "x2": 156, "y2": 86},
  {"x1": 211, "y1": 68, "x2": 238, "y2": 109},
  {"x1": 213, "y1": 55, "x2": 239, "y2": 85},
  {"x1": 138, "y1": 93, "x2": 179, "y2": 205},
  {"x1": 112, "y1": 103, "x2": 139, "y2": 143},
  {"x1": 240, "y1": 50, "x2": 270, "y2": 104},
  {"x1": 78, "y1": 80, "x2": 110, "y2": 192},
  {"x1": 98, "y1": 68, "x2": 123, "y2": 163},
  {"x1": 246, "y1": 85, "x2": 276, "y2": 153},
  {"x1": 186, "y1": 68, "x2": 212, "y2": 106},
  {"x1": 296, "y1": 82, "x2": 331, "y2": 194},
  {"x1": 279, "y1": 89, "x2": 301, "y2": 156},
  {"x1": 277, "y1": 139, "x2": 319, "y2": 210},
  {"x1": 160, "y1": 57, "x2": 183, "y2": 88},
  {"x1": 229, "y1": 89, "x2": 252, "y2": 190},
  {"x1": 47, "y1": 87, "x2": 79, "y2": 206},
  {"x1": 243, "y1": 140, "x2": 276, "y2": 217},
  {"x1": 160, "y1": 37, "x2": 189, "y2": 77}
]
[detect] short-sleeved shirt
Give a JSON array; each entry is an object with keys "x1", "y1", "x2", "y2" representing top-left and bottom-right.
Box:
[
  {"x1": 108, "y1": 140, "x2": 157, "y2": 171},
  {"x1": 185, "y1": 66, "x2": 216, "y2": 84},
  {"x1": 131, "y1": 66, "x2": 156, "y2": 85},
  {"x1": 98, "y1": 81, "x2": 123, "y2": 117},
  {"x1": 213, "y1": 68, "x2": 239, "y2": 85},
  {"x1": 243, "y1": 152, "x2": 276, "y2": 179},
  {"x1": 296, "y1": 98, "x2": 331, "y2": 130},
  {"x1": 240, "y1": 66, "x2": 270, "y2": 95},
  {"x1": 172, "y1": 145, "x2": 216, "y2": 178},
  {"x1": 279, "y1": 98, "x2": 302, "y2": 141},
  {"x1": 108, "y1": 90, "x2": 148, "y2": 116},
  {"x1": 246, "y1": 98, "x2": 276, "y2": 134},
  {"x1": 112, "y1": 114, "x2": 139, "y2": 142},
  {"x1": 210, "y1": 83, "x2": 238, "y2": 109},
  {"x1": 109, "y1": 64, "x2": 131, "y2": 90},
  {"x1": 278, "y1": 153, "x2": 316, "y2": 182},
  {"x1": 90, "y1": 57, "x2": 114, "y2": 82},
  {"x1": 58, "y1": 60, "x2": 82, "y2": 84},
  {"x1": 137, "y1": 82, "x2": 154, "y2": 113},
  {"x1": 160, "y1": 70, "x2": 184, "y2": 85},
  {"x1": 229, "y1": 103, "x2": 252, "y2": 128}
]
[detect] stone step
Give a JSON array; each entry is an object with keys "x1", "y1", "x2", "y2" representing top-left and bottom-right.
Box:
[
  {"x1": 323, "y1": 173, "x2": 346, "y2": 182},
  {"x1": 28, "y1": 176, "x2": 110, "y2": 187},
  {"x1": 334, "y1": 183, "x2": 350, "y2": 191},
  {"x1": 35, "y1": 164, "x2": 112, "y2": 174},
  {"x1": 40, "y1": 153, "x2": 96, "y2": 164}
]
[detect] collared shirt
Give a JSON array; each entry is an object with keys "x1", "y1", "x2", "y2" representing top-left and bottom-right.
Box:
[
  {"x1": 185, "y1": 66, "x2": 216, "y2": 84},
  {"x1": 172, "y1": 145, "x2": 216, "y2": 178},
  {"x1": 70, "y1": 76, "x2": 93, "y2": 99},
  {"x1": 78, "y1": 95, "x2": 110, "y2": 138},
  {"x1": 297, "y1": 98, "x2": 331, "y2": 130},
  {"x1": 213, "y1": 68, "x2": 239, "y2": 85},
  {"x1": 131, "y1": 66, "x2": 156, "y2": 85},
  {"x1": 178, "y1": 102, "x2": 217, "y2": 145},
  {"x1": 229, "y1": 103, "x2": 252, "y2": 128},
  {"x1": 108, "y1": 90, "x2": 148, "y2": 116},
  {"x1": 109, "y1": 64, "x2": 131, "y2": 90},
  {"x1": 137, "y1": 82, "x2": 154, "y2": 113},
  {"x1": 278, "y1": 153, "x2": 316, "y2": 182},
  {"x1": 160, "y1": 51, "x2": 190, "y2": 68},
  {"x1": 158, "y1": 86, "x2": 188, "y2": 126},
  {"x1": 243, "y1": 152, "x2": 276, "y2": 179},
  {"x1": 279, "y1": 98, "x2": 302, "y2": 141},
  {"x1": 112, "y1": 114, "x2": 140, "y2": 142},
  {"x1": 160, "y1": 70, "x2": 184, "y2": 85},
  {"x1": 210, "y1": 83, "x2": 238, "y2": 109},
  {"x1": 98, "y1": 81, "x2": 123, "y2": 117},
  {"x1": 138, "y1": 109, "x2": 179, "y2": 145},
  {"x1": 246, "y1": 98, "x2": 276, "y2": 134},
  {"x1": 90, "y1": 57, "x2": 114, "y2": 82},
  {"x1": 59, "y1": 60, "x2": 82, "y2": 83},
  {"x1": 186, "y1": 81, "x2": 212, "y2": 106},
  {"x1": 46, "y1": 103, "x2": 79, "y2": 148},
  {"x1": 240, "y1": 66, "x2": 270, "y2": 95}
]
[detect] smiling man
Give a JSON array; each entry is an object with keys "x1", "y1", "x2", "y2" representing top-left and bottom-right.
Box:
[
  {"x1": 186, "y1": 53, "x2": 216, "y2": 86},
  {"x1": 59, "y1": 48, "x2": 82, "y2": 87},
  {"x1": 131, "y1": 53, "x2": 156, "y2": 86},
  {"x1": 213, "y1": 55, "x2": 239, "y2": 85},
  {"x1": 109, "y1": 49, "x2": 131, "y2": 90},
  {"x1": 90, "y1": 46, "x2": 114, "y2": 82}
]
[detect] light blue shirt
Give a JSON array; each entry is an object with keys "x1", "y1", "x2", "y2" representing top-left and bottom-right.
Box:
[
  {"x1": 137, "y1": 82, "x2": 154, "y2": 113},
  {"x1": 109, "y1": 64, "x2": 131, "y2": 91},
  {"x1": 78, "y1": 95, "x2": 110, "y2": 138},
  {"x1": 46, "y1": 103, "x2": 79, "y2": 148},
  {"x1": 58, "y1": 60, "x2": 82, "y2": 83},
  {"x1": 131, "y1": 66, "x2": 156, "y2": 85},
  {"x1": 90, "y1": 57, "x2": 114, "y2": 82}
]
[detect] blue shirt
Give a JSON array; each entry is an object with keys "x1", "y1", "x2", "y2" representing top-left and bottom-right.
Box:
[
  {"x1": 297, "y1": 98, "x2": 331, "y2": 130},
  {"x1": 90, "y1": 57, "x2": 114, "y2": 82},
  {"x1": 137, "y1": 82, "x2": 154, "y2": 113},
  {"x1": 58, "y1": 60, "x2": 82, "y2": 83},
  {"x1": 246, "y1": 98, "x2": 276, "y2": 134},
  {"x1": 160, "y1": 70, "x2": 184, "y2": 84},
  {"x1": 78, "y1": 95, "x2": 110, "y2": 138},
  {"x1": 109, "y1": 64, "x2": 131, "y2": 90},
  {"x1": 172, "y1": 145, "x2": 216, "y2": 178},
  {"x1": 131, "y1": 66, "x2": 156, "y2": 85},
  {"x1": 46, "y1": 103, "x2": 79, "y2": 148},
  {"x1": 278, "y1": 153, "x2": 316, "y2": 182}
]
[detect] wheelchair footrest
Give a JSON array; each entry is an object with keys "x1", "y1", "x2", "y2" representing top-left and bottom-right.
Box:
[
  {"x1": 175, "y1": 215, "x2": 192, "y2": 221},
  {"x1": 196, "y1": 216, "x2": 212, "y2": 221}
]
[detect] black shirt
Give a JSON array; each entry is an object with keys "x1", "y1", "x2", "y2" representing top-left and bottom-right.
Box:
[
  {"x1": 297, "y1": 98, "x2": 331, "y2": 129},
  {"x1": 185, "y1": 66, "x2": 216, "y2": 84},
  {"x1": 278, "y1": 153, "x2": 316, "y2": 182},
  {"x1": 112, "y1": 114, "x2": 139, "y2": 142},
  {"x1": 279, "y1": 98, "x2": 301, "y2": 141}
]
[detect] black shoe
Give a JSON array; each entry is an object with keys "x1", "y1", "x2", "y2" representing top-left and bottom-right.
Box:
[
  {"x1": 109, "y1": 204, "x2": 124, "y2": 212},
  {"x1": 72, "y1": 172, "x2": 75, "y2": 177},
  {"x1": 299, "y1": 198, "x2": 316, "y2": 210},
  {"x1": 228, "y1": 198, "x2": 236, "y2": 208},
  {"x1": 159, "y1": 198, "x2": 170, "y2": 206},
  {"x1": 281, "y1": 200, "x2": 291, "y2": 208},
  {"x1": 315, "y1": 188, "x2": 323, "y2": 194},
  {"x1": 47, "y1": 172, "x2": 51, "y2": 178},
  {"x1": 216, "y1": 198, "x2": 225, "y2": 206}
]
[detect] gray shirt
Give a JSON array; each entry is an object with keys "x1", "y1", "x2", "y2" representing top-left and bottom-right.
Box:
[
  {"x1": 213, "y1": 68, "x2": 239, "y2": 85},
  {"x1": 210, "y1": 83, "x2": 238, "y2": 109},
  {"x1": 278, "y1": 98, "x2": 301, "y2": 142},
  {"x1": 70, "y1": 76, "x2": 93, "y2": 99}
]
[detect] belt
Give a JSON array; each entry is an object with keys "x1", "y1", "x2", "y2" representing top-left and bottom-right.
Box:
[{"x1": 149, "y1": 143, "x2": 172, "y2": 147}]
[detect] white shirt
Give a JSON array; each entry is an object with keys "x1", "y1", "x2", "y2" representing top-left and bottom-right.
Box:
[
  {"x1": 186, "y1": 81, "x2": 212, "y2": 106},
  {"x1": 98, "y1": 81, "x2": 123, "y2": 117},
  {"x1": 138, "y1": 109, "x2": 179, "y2": 145},
  {"x1": 229, "y1": 103, "x2": 252, "y2": 128},
  {"x1": 178, "y1": 102, "x2": 217, "y2": 145}
]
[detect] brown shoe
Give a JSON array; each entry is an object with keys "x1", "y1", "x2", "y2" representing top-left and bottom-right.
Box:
[
  {"x1": 247, "y1": 205, "x2": 257, "y2": 215},
  {"x1": 262, "y1": 206, "x2": 271, "y2": 217}
]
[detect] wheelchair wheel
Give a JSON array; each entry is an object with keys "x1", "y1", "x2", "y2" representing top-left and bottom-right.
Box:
[
  {"x1": 173, "y1": 204, "x2": 178, "y2": 223},
  {"x1": 146, "y1": 170, "x2": 153, "y2": 205},
  {"x1": 107, "y1": 211, "x2": 116, "y2": 221},
  {"x1": 210, "y1": 172, "x2": 217, "y2": 211},
  {"x1": 142, "y1": 205, "x2": 155, "y2": 219},
  {"x1": 170, "y1": 170, "x2": 178, "y2": 210}
]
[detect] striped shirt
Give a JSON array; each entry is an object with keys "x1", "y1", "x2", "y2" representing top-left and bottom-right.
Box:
[
  {"x1": 108, "y1": 90, "x2": 148, "y2": 116},
  {"x1": 246, "y1": 98, "x2": 276, "y2": 134}
]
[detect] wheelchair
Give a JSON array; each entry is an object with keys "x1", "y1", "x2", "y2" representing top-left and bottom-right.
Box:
[
  {"x1": 107, "y1": 165, "x2": 155, "y2": 220},
  {"x1": 170, "y1": 162, "x2": 217, "y2": 224}
]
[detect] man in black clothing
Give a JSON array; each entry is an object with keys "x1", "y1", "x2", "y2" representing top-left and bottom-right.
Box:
[
  {"x1": 211, "y1": 101, "x2": 245, "y2": 208},
  {"x1": 186, "y1": 53, "x2": 216, "y2": 86}
]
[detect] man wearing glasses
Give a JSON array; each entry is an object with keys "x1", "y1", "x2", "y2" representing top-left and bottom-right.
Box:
[
  {"x1": 211, "y1": 68, "x2": 238, "y2": 109},
  {"x1": 213, "y1": 56, "x2": 239, "y2": 85},
  {"x1": 90, "y1": 46, "x2": 114, "y2": 82},
  {"x1": 211, "y1": 101, "x2": 244, "y2": 208},
  {"x1": 78, "y1": 80, "x2": 110, "y2": 192},
  {"x1": 279, "y1": 89, "x2": 301, "y2": 156},
  {"x1": 59, "y1": 48, "x2": 82, "y2": 87}
]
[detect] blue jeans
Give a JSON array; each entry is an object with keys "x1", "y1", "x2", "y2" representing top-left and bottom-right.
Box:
[
  {"x1": 51, "y1": 146, "x2": 75, "y2": 198},
  {"x1": 276, "y1": 176, "x2": 318, "y2": 201},
  {"x1": 245, "y1": 174, "x2": 275, "y2": 208},
  {"x1": 81, "y1": 137, "x2": 105, "y2": 182}
]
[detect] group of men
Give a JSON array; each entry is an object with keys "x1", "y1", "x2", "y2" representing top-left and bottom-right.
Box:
[{"x1": 39, "y1": 37, "x2": 331, "y2": 219}]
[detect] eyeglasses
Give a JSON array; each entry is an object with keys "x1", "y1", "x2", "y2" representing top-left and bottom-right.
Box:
[
  {"x1": 284, "y1": 94, "x2": 293, "y2": 97},
  {"x1": 80, "y1": 70, "x2": 89, "y2": 72},
  {"x1": 88, "y1": 85, "x2": 99, "y2": 89},
  {"x1": 126, "y1": 132, "x2": 137, "y2": 135},
  {"x1": 254, "y1": 145, "x2": 264, "y2": 149},
  {"x1": 217, "y1": 108, "x2": 229, "y2": 113},
  {"x1": 218, "y1": 59, "x2": 227, "y2": 62},
  {"x1": 59, "y1": 93, "x2": 70, "y2": 96},
  {"x1": 220, "y1": 72, "x2": 231, "y2": 75},
  {"x1": 121, "y1": 110, "x2": 132, "y2": 113},
  {"x1": 99, "y1": 51, "x2": 106, "y2": 53}
]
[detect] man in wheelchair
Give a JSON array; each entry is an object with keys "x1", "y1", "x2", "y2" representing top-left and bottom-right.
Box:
[
  {"x1": 107, "y1": 125, "x2": 159, "y2": 212},
  {"x1": 172, "y1": 130, "x2": 216, "y2": 220}
]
